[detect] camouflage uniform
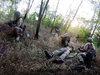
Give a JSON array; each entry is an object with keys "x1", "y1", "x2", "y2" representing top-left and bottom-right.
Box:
[
  {"x1": 14, "y1": 18, "x2": 26, "y2": 41},
  {"x1": 45, "y1": 45, "x2": 77, "y2": 63},
  {"x1": 61, "y1": 33, "x2": 70, "y2": 47},
  {"x1": 78, "y1": 42, "x2": 96, "y2": 68},
  {"x1": 78, "y1": 42, "x2": 95, "y2": 62},
  {"x1": 52, "y1": 47, "x2": 71, "y2": 60}
]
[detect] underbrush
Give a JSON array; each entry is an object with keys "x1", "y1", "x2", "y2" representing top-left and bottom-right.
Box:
[{"x1": 0, "y1": 23, "x2": 100, "y2": 75}]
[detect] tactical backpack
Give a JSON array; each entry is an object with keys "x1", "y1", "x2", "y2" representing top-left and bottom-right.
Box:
[{"x1": 85, "y1": 43, "x2": 96, "y2": 68}]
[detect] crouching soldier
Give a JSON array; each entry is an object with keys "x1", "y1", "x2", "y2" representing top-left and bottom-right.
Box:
[
  {"x1": 13, "y1": 18, "x2": 26, "y2": 41},
  {"x1": 4, "y1": 11, "x2": 26, "y2": 41},
  {"x1": 78, "y1": 37, "x2": 96, "y2": 69}
]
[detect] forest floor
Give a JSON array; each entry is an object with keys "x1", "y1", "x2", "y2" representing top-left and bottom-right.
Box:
[{"x1": 0, "y1": 23, "x2": 100, "y2": 75}]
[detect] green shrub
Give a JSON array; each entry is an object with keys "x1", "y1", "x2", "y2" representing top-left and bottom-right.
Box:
[
  {"x1": 78, "y1": 26, "x2": 91, "y2": 42},
  {"x1": 93, "y1": 32, "x2": 100, "y2": 47}
]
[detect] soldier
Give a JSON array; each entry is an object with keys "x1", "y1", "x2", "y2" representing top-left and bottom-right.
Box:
[
  {"x1": 55, "y1": 26, "x2": 61, "y2": 36},
  {"x1": 13, "y1": 18, "x2": 26, "y2": 41},
  {"x1": 5, "y1": 11, "x2": 26, "y2": 41},
  {"x1": 5, "y1": 11, "x2": 21, "y2": 27},
  {"x1": 78, "y1": 37, "x2": 96, "y2": 68},
  {"x1": 60, "y1": 33, "x2": 71, "y2": 47},
  {"x1": 44, "y1": 35, "x2": 77, "y2": 64}
]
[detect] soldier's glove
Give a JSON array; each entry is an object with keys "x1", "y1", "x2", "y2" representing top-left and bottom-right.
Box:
[{"x1": 78, "y1": 47, "x2": 81, "y2": 50}]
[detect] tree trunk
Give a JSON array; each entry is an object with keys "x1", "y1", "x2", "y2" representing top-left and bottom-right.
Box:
[
  {"x1": 40, "y1": 0, "x2": 49, "y2": 20},
  {"x1": 90, "y1": 7, "x2": 96, "y2": 31},
  {"x1": 35, "y1": 0, "x2": 50, "y2": 39},
  {"x1": 92, "y1": 11, "x2": 100, "y2": 37},
  {"x1": 92, "y1": 23, "x2": 98, "y2": 37},
  {"x1": 34, "y1": 0, "x2": 43, "y2": 39},
  {"x1": 23, "y1": 0, "x2": 34, "y2": 22},
  {"x1": 43, "y1": 5, "x2": 48, "y2": 20},
  {"x1": 50, "y1": 17, "x2": 56, "y2": 33},
  {"x1": 35, "y1": 18, "x2": 42, "y2": 39},
  {"x1": 66, "y1": 0, "x2": 83, "y2": 31},
  {"x1": 63, "y1": 0, "x2": 74, "y2": 23},
  {"x1": 50, "y1": 0, "x2": 60, "y2": 33}
]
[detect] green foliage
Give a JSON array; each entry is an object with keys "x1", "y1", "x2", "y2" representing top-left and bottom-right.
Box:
[
  {"x1": 42, "y1": 16, "x2": 52, "y2": 27},
  {"x1": 93, "y1": 27, "x2": 100, "y2": 47},
  {"x1": 42, "y1": 14, "x2": 64, "y2": 30},
  {"x1": 0, "y1": 0, "x2": 22, "y2": 21},
  {"x1": 43, "y1": 40, "x2": 47, "y2": 46},
  {"x1": 0, "y1": 0, "x2": 99, "y2": 48},
  {"x1": 78, "y1": 26, "x2": 91, "y2": 42},
  {"x1": 68, "y1": 25, "x2": 91, "y2": 42},
  {"x1": 7, "y1": 5, "x2": 15, "y2": 18},
  {"x1": 29, "y1": 12, "x2": 38, "y2": 25},
  {"x1": 0, "y1": 11, "x2": 8, "y2": 22},
  {"x1": 54, "y1": 14, "x2": 64, "y2": 27},
  {"x1": 68, "y1": 26, "x2": 79, "y2": 36}
]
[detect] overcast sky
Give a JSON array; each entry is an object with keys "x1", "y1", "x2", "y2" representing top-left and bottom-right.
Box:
[{"x1": 18, "y1": 0, "x2": 94, "y2": 20}]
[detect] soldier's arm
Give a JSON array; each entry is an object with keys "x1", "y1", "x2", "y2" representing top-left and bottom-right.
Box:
[
  {"x1": 78, "y1": 43, "x2": 89, "y2": 52},
  {"x1": 79, "y1": 48, "x2": 87, "y2": 52}
]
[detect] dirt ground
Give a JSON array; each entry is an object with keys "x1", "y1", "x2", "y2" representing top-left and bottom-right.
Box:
[{"x1": 0, "y1": 24, "x2": 100, "y2": 75}]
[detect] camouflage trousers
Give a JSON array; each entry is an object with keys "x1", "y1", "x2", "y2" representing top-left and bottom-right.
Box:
[
  {"x1": 78, "y1": 53, "x2": 86, "y2": 63},
  {"x1": 52, "y1": 48, "x2": 70, "y2": 60},
  {"x1": 14, "y1": 27, "x2": 23, "y2": 36},
  {"x1": 13, "y1": 27, "x2": 24, "y2": 41}
]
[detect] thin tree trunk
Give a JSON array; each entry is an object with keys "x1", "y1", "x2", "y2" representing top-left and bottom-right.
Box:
[
  {"x1": 35, "y1": 0, "x2": 49, "y2": 39},
  {"x1": 63, "y1": 0, "x2": 74, "y2": 23},
  {"x1": 50, "y1": 17, "x2": 56, "y2": 33},
  {"x1": 23, "y1": 0, "x2": 34, "y2": 22},
  {"x1": 14, "y1": 0, "x2": 17, "y2": 11},
  {"x1": 35, "y1": 18, "x2": 42, "y2": 38},
  {"x1": 34, "y1": 0, "x2": 43, "y2": 39},
  {"x1": 90, "y1": 7, "x2": 96, "y2": 31},
  {"x1": 92, "y1": 11, "x2": 100, "y2": 36},
  {"x1": 43, "y1": 5, "x2": 48, "y2": 20},
  {"x1": 66, "y1": 0, "x2": 83, "y2": 31},
  {"x1": 50, "y1": 0, "x2": 60, "y2": 33},
  {"x1": 92, "y1": 23, "x2": 98, "y2": 37},
  {"x1": 40, "y1": 0, "x2": 49, "y2": 20}
]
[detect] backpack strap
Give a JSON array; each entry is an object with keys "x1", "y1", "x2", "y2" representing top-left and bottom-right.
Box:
[{"x1": 88, "y1": 43, "x2": 93, "y2": 50}]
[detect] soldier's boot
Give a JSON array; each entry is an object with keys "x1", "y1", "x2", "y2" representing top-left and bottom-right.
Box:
[{"x1": 45, "y1": 51, "x2": 54, "y2": 59}]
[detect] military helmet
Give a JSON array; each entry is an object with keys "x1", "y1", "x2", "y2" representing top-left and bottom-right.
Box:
[
  {"x1": 14, "y1": 11, "x2": 21, "y2": 20},
  {"x1": 87, "y1": 37, "x2": 93, "y2": 42}
]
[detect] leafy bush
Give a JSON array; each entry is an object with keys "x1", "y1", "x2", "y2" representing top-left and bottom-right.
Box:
[
  {"x1": 93, "y1": 31, "x2": 100, "y2": 47},
  {"x1": 54, "y1": 14, "x2": 64, "y2": 27},
  {"x1": 78, "y1": 26, "x2": 91, "y2": 42},
  {"x1": 68, "y1": 26, "x2": 91, "y2": 42},
  {"x1": 28, "y1": 12, "x2": 38, "y2": 25},
  {"x1": 42, "y1": 16, "x2": 52, "y2": 27}
]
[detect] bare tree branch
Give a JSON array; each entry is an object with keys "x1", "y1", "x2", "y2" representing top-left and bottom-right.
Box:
[
  {"x1": 23, "y1": 0, "x2": 34, "y2": 22},
  {"x1": 50, "y1": 0, "x2": 60, "y2": 33},
  {"x1": 66, "y1": 0, "x2": 83, "y2": 31}
]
